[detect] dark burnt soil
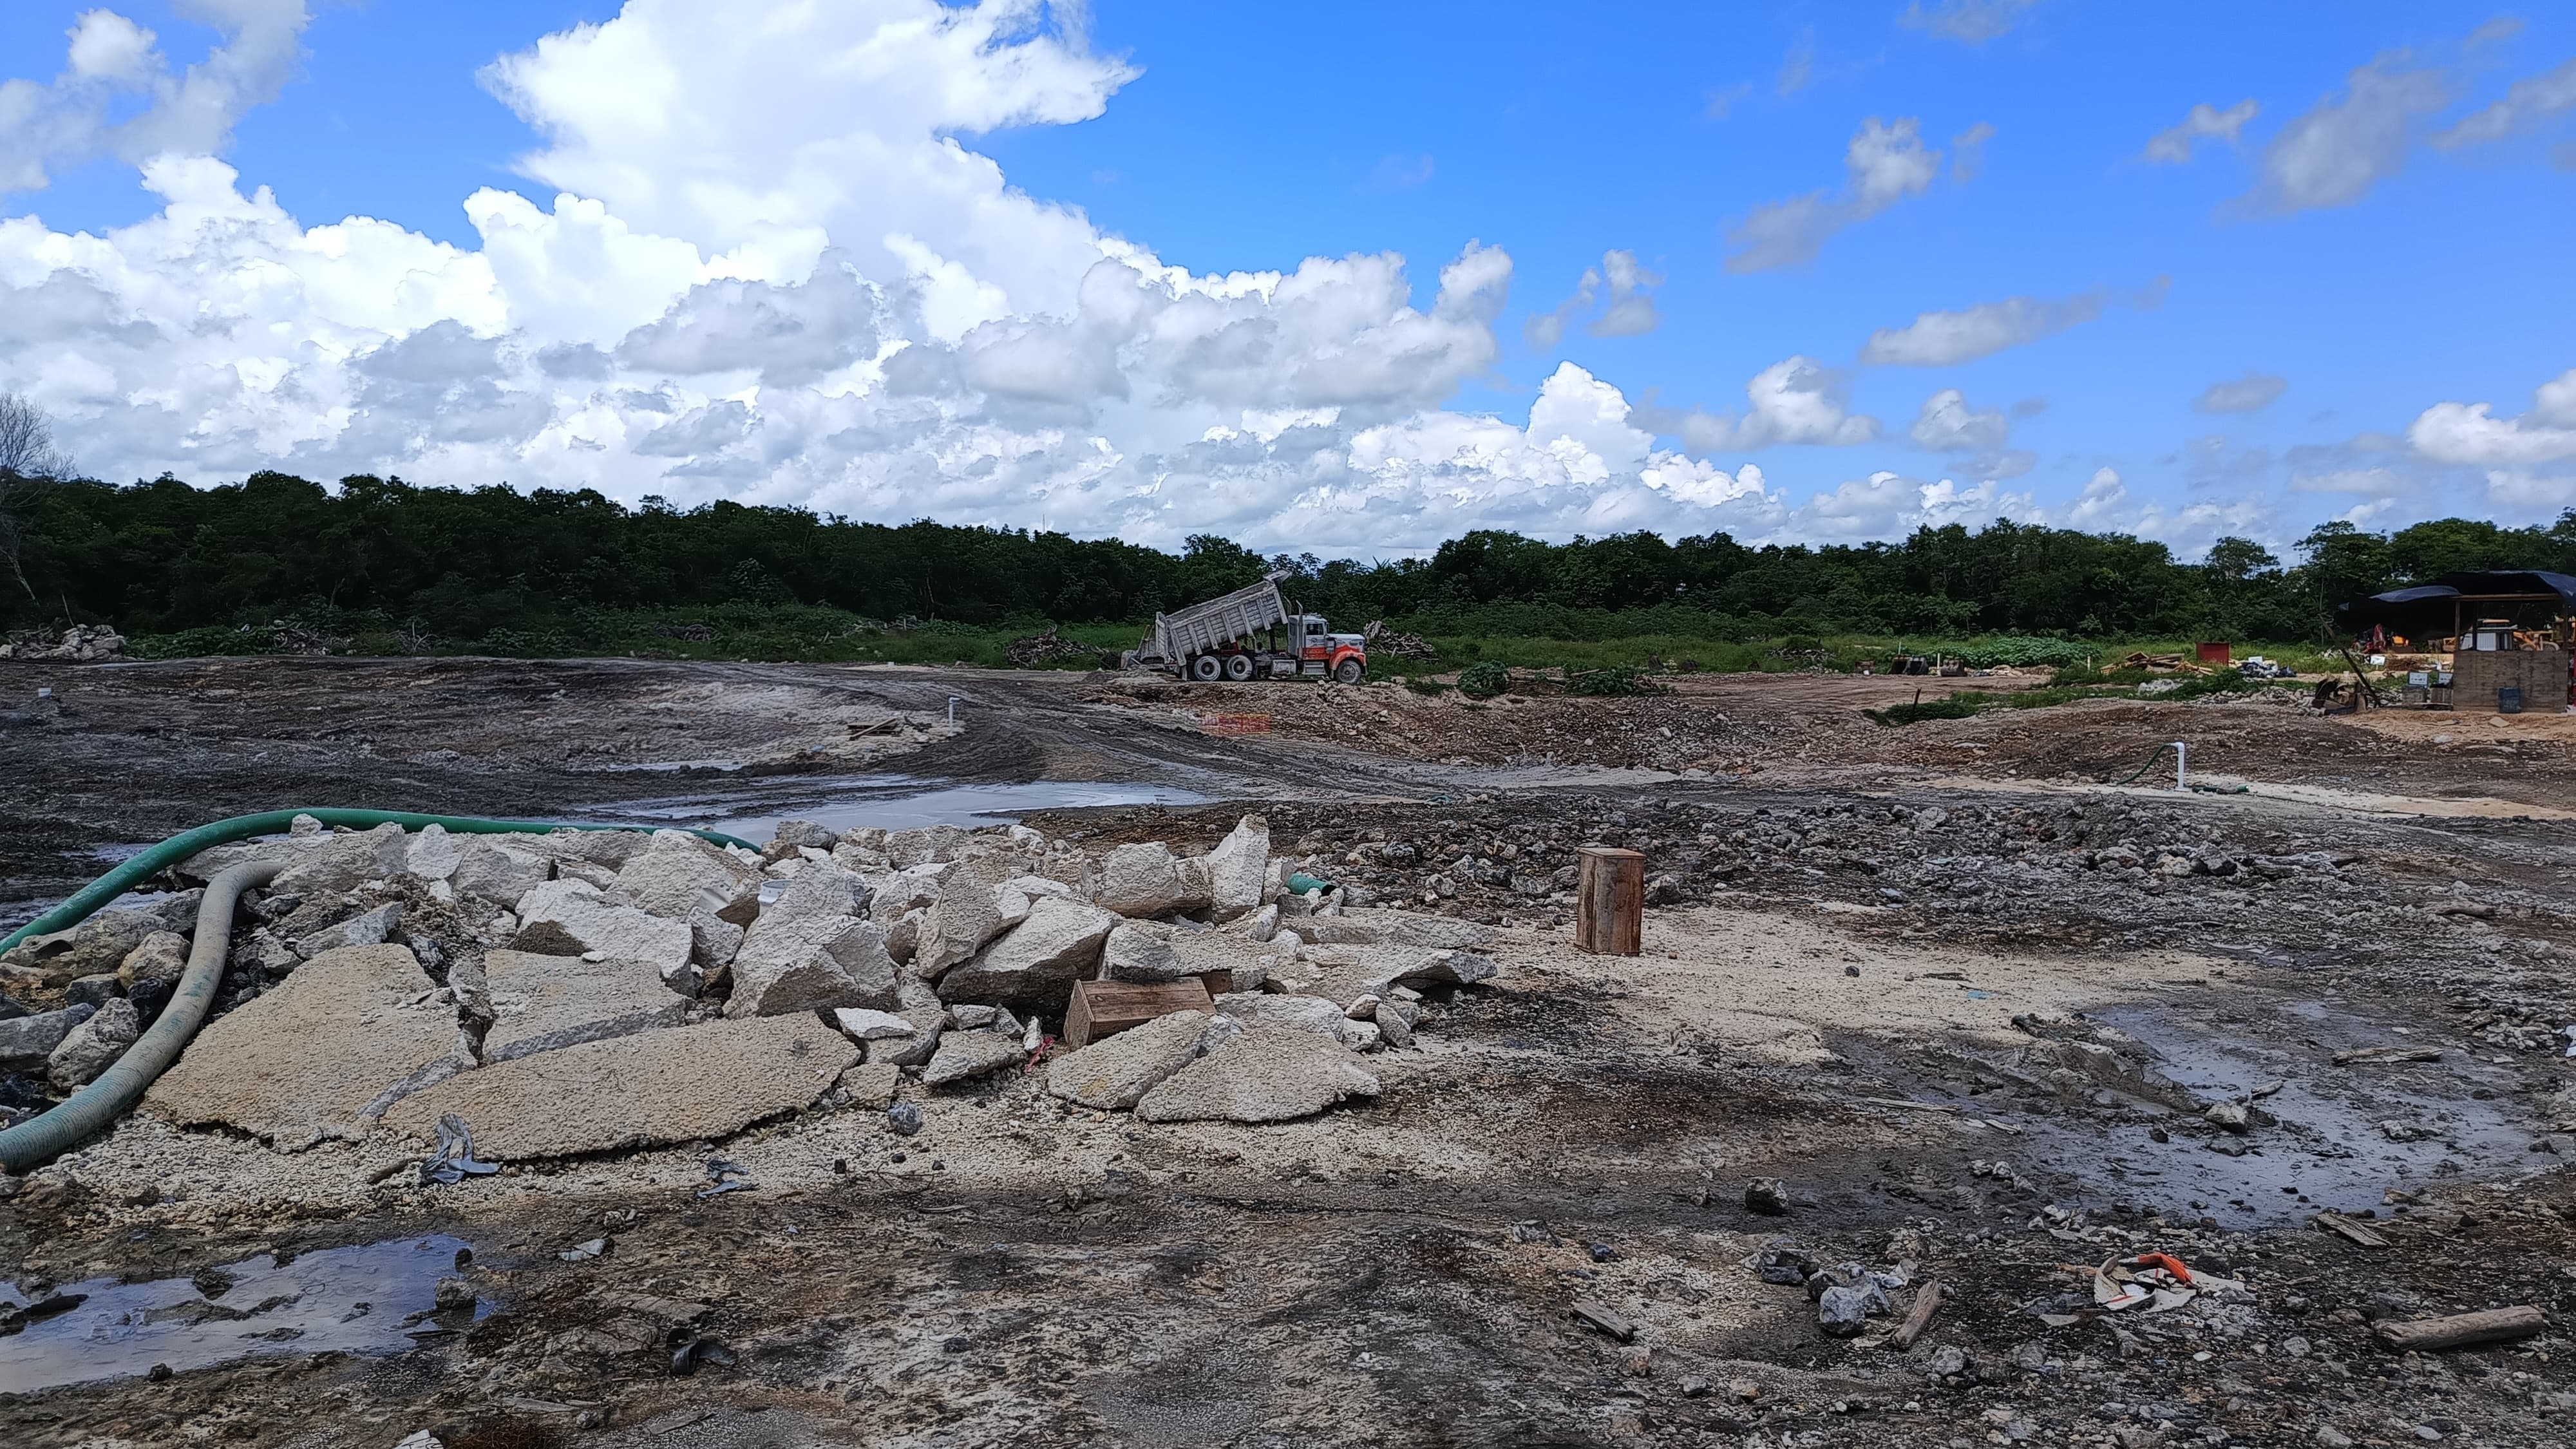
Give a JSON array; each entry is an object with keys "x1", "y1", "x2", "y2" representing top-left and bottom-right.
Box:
[{"x1": 8, "y1": 1153, "x2": 2574, "y2": 1448}]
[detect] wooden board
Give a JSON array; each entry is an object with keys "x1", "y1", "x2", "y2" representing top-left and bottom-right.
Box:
[
  {"x1": 1064, "y1": 978, "x2": 1213, "y2": 1050},
  {"x1": 1575, "y1": 846, "x2": 1644, "y2": 956}
]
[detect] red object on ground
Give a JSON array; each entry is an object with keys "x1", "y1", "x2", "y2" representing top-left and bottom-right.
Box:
[
  {"x1": 2125, "y1": 1252, "x2": 2194, "y2": 1283},
  {"x1": 2195, "y1": 642, "x2": 2231, "y2": 665}
]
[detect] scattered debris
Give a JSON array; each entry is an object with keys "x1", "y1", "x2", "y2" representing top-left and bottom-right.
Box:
[
  {"x1": 2373, "y1": 1306, "x2": 2547, "y2": 1352},
  {"x1": 417, "y1": 1113, "x2": 500, "y2": 1186},
  {"x1": 1570, "y1": 1300, "x2": 1635, "y2": 1342}
]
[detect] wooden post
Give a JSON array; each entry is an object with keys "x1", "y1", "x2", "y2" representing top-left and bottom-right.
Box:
[{"x1": 1575, "y1": 847, "x2": 1644, "y2": 955}]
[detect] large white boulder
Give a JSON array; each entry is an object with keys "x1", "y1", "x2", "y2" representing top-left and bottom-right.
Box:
[
  {"x1": 725, "y1": 865, "x2": 899, "y2": 1017},
  {"x1": 913, "y1": 853, "x2": 1018, "y2": 979},
  {"x1": 938, "y1": 898, "x2": 1116, "y2": 1007},
  {"x1": 451, "y1": 839, "x2": 554, "y2": 909},
  {"x1": 614, "y1": 830, "x2": 762, "y2": 968},
  {"x1": 513, "y1": 880, "x2": 695, "y2": 987},
  {"x1": 1201, "y1": 815, "x2": 1271, "y2": 921},
  {"x1": 1094, "y1": 842, "x2": 1212, "y2": 918},
  {"x1": 271, "y1": 822, "x2": 411, "y2": 896}
]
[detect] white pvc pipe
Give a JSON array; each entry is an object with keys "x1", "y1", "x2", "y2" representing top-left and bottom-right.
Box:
[{"x1": 2172, "y1": 740, "x2": 2188, "y2": 791}]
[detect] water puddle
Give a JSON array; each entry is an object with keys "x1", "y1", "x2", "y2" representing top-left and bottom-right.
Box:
[
  {"x1": 0, "y1": 1235, "x2": 483, "y2": 1394},
  {"x1": 588, "y1": 773, "x2": 1207, "y2": 841}
]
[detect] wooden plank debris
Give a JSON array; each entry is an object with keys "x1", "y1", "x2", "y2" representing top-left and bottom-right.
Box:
[
  {"x1": 2312, "y1": 1211, "x2": 2391, "y2": 1249},
  {"x1": 1064, "y1": 978, "x2": 1213, "y2": 1050},
  {"x1": 2333, "y1": 1045, "x2": 2443, "y2": 1065},
  {"x1": 1570, "y1": 1300, "x2": 1636, "y2": 1341},
  {"x1": 2374, "y1": 1305, "x2": 2546, "y2": 1352}
]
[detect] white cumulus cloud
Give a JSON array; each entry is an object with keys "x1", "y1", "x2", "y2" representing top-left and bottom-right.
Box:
[
  {"x1": 1525, "y1": 249, "x2": 1662, "y2": 350},
  {"x1": 2434, "y1": 57, "x2": 2576, "y2": 148},
  {"x1": 1725, "y1": 117, "x2": 1970, "y2": 273},
  {"x1": 2249, "y1": 54, "x2": 2448, "y2": 213},
  {"x1": 2407, "y1": 367, "x2": 2576, "y2": 466},
  {"x1": 2145, "y1": 99, "x2": 2258, "y2": 163}
]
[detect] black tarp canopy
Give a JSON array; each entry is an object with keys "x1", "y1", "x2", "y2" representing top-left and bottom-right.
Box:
[{"x1": 2335, "y1": 570, "x2": 2576, "y2": 639}]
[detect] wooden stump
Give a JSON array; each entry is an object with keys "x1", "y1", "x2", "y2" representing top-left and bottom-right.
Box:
[
  {"x1": 1575, "y1": 847, "x2": 1644, "y2": 955},
  {"x1": 1064, "y1": 978, "x2": 1213, "y2": 1050}
]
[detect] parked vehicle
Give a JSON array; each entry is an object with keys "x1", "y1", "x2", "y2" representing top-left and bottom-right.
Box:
[{"x1": 1126, "y1": 570, "x2": 1369, "y2": 683}]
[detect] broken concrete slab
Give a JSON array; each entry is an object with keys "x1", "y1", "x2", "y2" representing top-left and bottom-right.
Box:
[
  {"x1": 1047, "y1": 1009, "x2": 1209, "y2": 1110},
  {"x1": 270, "y1": 823, "x2": 412, "y2": 896},
  {"x1": 1, "y1": 907, "x2": 163, "y2": 982},
  {"x1": 922, "y1": 1028, "x2": 1025, "y2": 1086},
  {"x1": 1209, "y1": 991, "x2": 1378, "y2": 1049},
  {"x1": 383, "y1": 1015, "x2": 855, "y2": 1161},
  {"x1": 726, "y1": 865, "x2": 899, "y2": 1017},
  {"x1": 1299, "y1": 909, "x2": 1498, "y2": 951},
  {"x1": 1134, "y1": 1024, "x2": 1380, "y2": 1124},
  {"x1": 1202, "y1": 815, "x2": 1270, "y2": 920},
  {"x1": 48, "y1": 997, "x2": 138, "y2": 1090},
  {"x1": 1094, "y1": 842, "x2": 1213, "y2": 918},
  {"x1": 406, "y1": 823, "x2": 463, "y2": 881},
  {"x1": 293, "y1": 902, "x2": 402, "y2": 960},
  {"x1": 829, "y1": 1007, "x2": 916, "y2": 1045},
  {"x1": 482, "y1": 949, "x2": 689, "y2": 1063},
  {"x1": 146, "y1": 945, "x2": 463, "y2": 1146},
  {"x1": 615, "y1": 831, "x2": 761, "y2": 919},
  {"x1": 886, "y1": 825, "x2": 971, "y2": 868},
  {"x1": 0, "y1": 1003, "x2": 97, "y2": 1074},
  {"x1": 1099, "y1": 922, "x2": 1190, "y2": 983},
  {"x1": 837, "y1": 1060, "x2": 901, "y2": 1109},
  {"x1": 868, "y1": 1005, "x2": 945, "y2": 1067},
  {"x1": 513, "y1": 880, "x2": 695, "y2": 985},
  {"x1": 940, "y1": 897, "x2": 1115, "y2": 1007},
  {"x1": 520, "y1": 828, "x2": 654, "y2": 870},
  {"x1": 451, "y1": 839, "x2": 553, "y2": 909},
  {"x1": 913, "y1": 853, "x2": 1018, "y2": 979}
]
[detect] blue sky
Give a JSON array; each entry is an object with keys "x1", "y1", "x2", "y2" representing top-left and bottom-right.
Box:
[{"x1": 0, "y1": 1, "x2": 2570, "y2": 557}]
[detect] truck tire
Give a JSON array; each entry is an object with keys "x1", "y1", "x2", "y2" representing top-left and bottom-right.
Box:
[
  {"x1": 1189, "y1": 655, "x2": 1223, "y2": 681},
  {"x1": 1333, "y1": 658, "x2": 1364, "y2": 685},
  {"x1": 1223, "y1": 653, "x2": 1256, "y2": 681}
]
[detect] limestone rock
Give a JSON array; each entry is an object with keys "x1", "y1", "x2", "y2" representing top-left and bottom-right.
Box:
[
  {"x1": 293, "y1": 902, "x2": 402, "y2": 960},
  {"x1": 1211, "y1": 992, "x2": 1376, "y2": 1049},
  {"x1": 1101, "y1": 922, "x2": 1190, "y2": 983},
  {"x1": 1094, "y1": 842, "x2": 1211, "y2": 918},
  {"x1": 524, "y1": 829, "x2": 653, "y2": 870},
  {"x1": 830, "y1": 1007, "x2": 916, "y2": 1043},
  {"x1": 118, "y1": 931, "x2": 191, "y2": 989},
  {"x1": 0, "y1": 1003, "x2": 97, "y2": 1073},
  {"x1": 1202, "y1": 815, "x2": 1271, "y2": 920},
  {"x1": 406, "y1": 824, "x2": 463, "y2": 881},
  {"x1": 514, "y1": 880, "x2": 695, "y2": 985},
  {"x1": 48, "y1": 997, "x2": 139, "y2": 1090},
  {"x1": 482, "y1": 950, "x2": 689, "y2": 1063},
  {"x1": 772, "y1": 820, "x2": 840, "y2": 851},
  {"x1": 886, "y1": 825, "x2": 971, "y2": 868},
  {"x1": 1047, "y1": 1009, "x2": 1208, "y2": 1110},
  {"x1": 271, "y1": 823, "x2": 411, "y2": 896},
  {"x1": 940, "y1": 898, "x2": 1116, "y2": 1006},
  {"x1": 726, "y1": 866, "x2": 899, "y2": 1017},
  {"x1": 914, "y1": 854, "x2": 1019, "y2": 979},
  {"x1": 146, "y1": 945, "x2": 462, "y2": 1144},
  {"x1": 383, "y1": 1015, "x2": 856, "y2": 1160},
  {"x1": 1134, "y1": 1025, "x2": 1380, "y2": 1124},
  {"x1": 922, "y1": 1029, "x2": 1025, "y2": 1086},
  {"x1": 868, "y1": 1005, "x2": 946, "y2": 1067},
  {"x1": 1, "y1": 908, "x2": 161, "y2": 982},
  {"x1": 452, "y1": 840, "x2": 553, "y2": 909},
  {"x1": 614, "y1": 830, "x2": 761, "y2": 969}
]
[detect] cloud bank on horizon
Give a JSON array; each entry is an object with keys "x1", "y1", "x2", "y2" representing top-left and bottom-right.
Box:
[{"x1": 0, "y1": 0, "x2": 2570, "y2": 558}]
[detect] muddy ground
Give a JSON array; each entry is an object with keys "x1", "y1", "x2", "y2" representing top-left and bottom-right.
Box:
[{"x1": 5, "y1": 657, "x2": 2576, "y2": 1448}]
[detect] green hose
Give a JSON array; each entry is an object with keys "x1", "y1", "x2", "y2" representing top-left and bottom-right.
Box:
[
  {"x1": 0, "y1": 808, "x2": 759, "y2": 1172},
  {"x1": 3, "y1": 808, "x2": 756, "y2": 956},
  {"x1": 2107, "y1": 744, "x2": 2179, "y2": 788}
]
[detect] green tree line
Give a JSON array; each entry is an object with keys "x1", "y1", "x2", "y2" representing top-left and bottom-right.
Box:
[{"x1": 2, "y1": 469, "x2": 2571, "y2": 649}]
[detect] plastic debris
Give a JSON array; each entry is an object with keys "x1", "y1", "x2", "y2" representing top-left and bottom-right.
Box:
[
  {"x1": 417, "y1": 1113, "x2": 500, "y2": 1186},
  {"x1": 669, "y1": 1329, "x2": 737, "y2": 1375},
  {"x1": 558, "y1": 1238, "x2": 609, "y2": 1263},
  {"x1": 696, "y1": 1157, "x2": 755, "y2": 1198}
]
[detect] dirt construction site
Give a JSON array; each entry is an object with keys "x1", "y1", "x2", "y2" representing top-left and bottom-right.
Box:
[{"x1": 6, "y1": 656, "x2": 2576, "y2": 1449}]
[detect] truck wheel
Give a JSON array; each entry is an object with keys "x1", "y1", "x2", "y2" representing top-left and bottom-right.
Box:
[
  {"x1": 1333, "y1": 658, "x2": 1364, "y2": 684},
  {"x1": 1224, "y1": 653, "x2": 1256, "y2": 681},
  {"x1": 1189, "y1": 655, "x2": 1222, "y2": 681}
]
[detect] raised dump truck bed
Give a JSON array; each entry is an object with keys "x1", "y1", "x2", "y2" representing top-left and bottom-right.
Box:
[{"x1": 1131, "y1": 570, "x2": 1369, "y2": 683}]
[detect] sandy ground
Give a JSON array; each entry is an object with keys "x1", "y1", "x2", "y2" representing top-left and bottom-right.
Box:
[{"x1": 5, "y1": 658, "x2": 2576, "y2": 1448}]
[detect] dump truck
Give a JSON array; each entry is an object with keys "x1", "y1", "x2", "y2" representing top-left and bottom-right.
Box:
[{"x1": 1128, "y1": 570, "x2": 1369, "y2": 683}]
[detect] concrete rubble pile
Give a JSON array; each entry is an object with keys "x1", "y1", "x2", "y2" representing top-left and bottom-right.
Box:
[
  {"x1": 0, "y1": 808, "x2": 1502, "y2": 1177},
  {"x1": 0, "y1": 622, "x2": 126, "y2": 661}
]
